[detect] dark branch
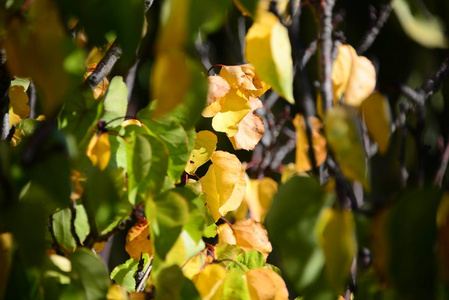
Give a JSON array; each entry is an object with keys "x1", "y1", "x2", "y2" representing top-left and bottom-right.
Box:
[
  {"x1": 84, "y1": 41, "x2": 122, "y2": 90},
  {"x1": 357, "y1": 1, "x2": 393, "y2": 55},
  {"x1": 419, "y1": 54, "x2": 449, "y2": 99},
  {"x1": 434, "y1": 134, "x2": 449, "y2": 187}
]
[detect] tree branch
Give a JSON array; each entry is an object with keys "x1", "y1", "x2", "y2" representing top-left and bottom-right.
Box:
[
  {"x1": 434, "y1": 134, "x2": 449, "y2": 187},
  {"x1": 317, "y1": 0, "x2": 335, "y2": 112},
  {"x1": 84, "y1": 41, "x2": 122, "y2": 90},
  {"x1": 356, "y1": 1, "x2": 393, "y2": 55}
]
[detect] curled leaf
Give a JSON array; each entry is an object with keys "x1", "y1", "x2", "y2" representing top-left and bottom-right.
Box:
[
  {"x1": 125, "y1": 219, "x2": 153, "y2": 260},
  {"x1": 217, "y1": 218, "x2": 272, "y2": 260},
  {"x1": 203, "y1": 76, "x2": 230, "y2": 118},
  {"x1": 229, "y1": 96, "x2": 265, "y2": 150},
  {"x1": 293, "y1": 114, "x2": 327, "y2": 172},
  {"x1": 185, "y1": 130, "x2": 218, "y2": 175},
  {"x1": 86, "y1": 132, "x2": 111, "y2": 171},
  {"x1": 219, "y1": 64, "x2": 270, "y2": 98},
  {"x1": 245, "y1": 12, "x2": 293, "y2": 104},
  {"x1": 200, "y1": 151, "x2": 247, "y2": 221}
]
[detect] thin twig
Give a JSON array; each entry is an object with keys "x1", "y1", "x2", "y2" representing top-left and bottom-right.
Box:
[
  {"x1": 0, "y1": 51, "x2": 11, "y2": 140},
  {"x1": 317, "y1": 0, "x2": 335, "y2": 112},
  {"x1": 434, "y1": 134, "x2": 449, "y2": 187},
  {"x1": 357, "y1": 1, "x2": 393, "y2": 55},
  {"x1": 398, "y1": 102, "x2": 408, "y2": 188},
  {"x1": 136, "y1": 258, "x2": 153, "y2": 292},
  {"x1": 299, "y1": 39, "x2": 317, "y2": 70},
  {"x1": 419, "y1": 54, "x2": 449, "y2": 99},
  {"x1": 85, "y1": 41, "x2": 122, "y2": 90}
]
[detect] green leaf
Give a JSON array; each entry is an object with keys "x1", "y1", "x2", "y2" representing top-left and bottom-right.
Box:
[
  {"x1": 110, "y1": 253, "x2": 150, "y2": 293},
  {"x1": 155, "y1": 265, "x2": 201, "y2": 300},
  {"x1": 52, "y1": 205, "x2": 89, "y2": 250},
  {"x1": 146, "y1": 135, "x2": 169, "y2": 197},
  {"x1": 150, "y1": 189, "x2": 189, "y2": 259},
  {"x1": 388, "y1": 188, "x2": 441, "y2": 299},
  {"x1": 227, "y1": 250, "x2": 265, "y2": 272},
  {"x1": 203, "y1": 223, "x2": 217, "y2": 238},
  {"x1": 215, "y1": 243, "x2": 245, "y2": 268},
  {"x1": 126, "y1": 133, "x2": 152, "y2": 204},
  {"x1": 71, "y1": 248, "x2": 109, "y2": 300},
  {"x1": 102, "y1": 76, "x2": 128, "y2": 126},
  {"x1": 266, "y1": 176, "x2": 327, "y2": 294},
  {"x1": 144, "y1": 116, "x2": 191, "y2": 183},
  {"x1": 222, "y1": 268, "x2": 250, "y2": 300},
  {"x1": 325, "y1": 106, "x2": 369, "y2": 189}
]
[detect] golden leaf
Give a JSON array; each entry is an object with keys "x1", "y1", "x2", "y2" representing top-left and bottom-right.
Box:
[
  {"x1": 360, "y1": 93, "x2": 392, "y2": 154},
  {"x1": 243, "y1": 177, "x2": 278, "y2": 222},
  {"x1": 217, "y1": 218, "x2": 272, "y2": 260},
  {"x1": 203, "y1": 76, "x2": 230, "y2": 118},
  {"x1": 8, "y1": 85, "x2": 30, "y2": 128},
  {"x1": 200, "y1": 151, "x2": 247, "y2": 221},
  {"x1": 219, "y1": 64, "x2": 270, "y2": 98},
  {"x1": 229, "y1": 96, "x2": 265, "y2": 150},
  {"x1": 125, "y1": 219, "x2": 153, "y2": 260},
  {"x1": 246, "y1": 268, "x2": 289, "y2": 300},
  {"x1": 86, "y1": 132, "x2": 111, "y2": 171},
  {"x1": 211, "y1": 89, "x2": 251, "y2": 137},
  {"x1": 245, "y1": 12, "x2": 294, "y2": 104},
  {"x1": 193, "y1": 264, "x2": 227, "y2": 299},
  {"x1": 185, "y1": 131, "x2": 217, "y2": 175},
  {"x1": 293, "y1": 114, "x2": 327, "y2": 172}
]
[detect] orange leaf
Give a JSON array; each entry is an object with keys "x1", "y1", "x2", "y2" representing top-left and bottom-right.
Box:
[
  {"x1": 246, "y1": 268, "x2": 289, "y2": 300},
  {"x1": 125, "y1": 219, "x2": 153, "y2": 260},
  {"x1": 86, "y1": 132, "x2": 111, "y2": 171},
  {"x1": 217, "y1": 218, "x2": 272, "y2": 260},
  {"x1": 229, "y1": 96, "x2": 265, "y2": 150},
  {"x1": 219, "y1": 64, "x2": 270, "y2": 98},
  {"x1": 203, "y1": 76, "x2": 230, "y2": 118},
  {"x1": 293, "y1": 114, "x2": 327, "y2": 172},
  {"x1": 244, "y1": 177, "x2": 278, "y2": 222}
]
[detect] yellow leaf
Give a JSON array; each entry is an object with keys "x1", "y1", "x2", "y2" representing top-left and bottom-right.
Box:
[
  {"x1": 125, "y1": 219, "x2": 153, "y2": 260},
  {"x1": 49, "y1": 254, "x2": 72, "y2": 272},
  {"x1": 244, "y1": 177, "x2": 278, "y2": 222},
  {"x1": 360, "y1": 93, "x2": 392, "y2": 154},
  {"x1": 86, "y1": 133, "x2": 111, "y2": 171},
  {"x1": 151, "y1": 49, "x2": 192, "y2": 117},
  {"x1": 185, "y1": 131, "x2": 218, "y2": 175},
  {"x1": 157, "y1": 0, "x2": 188, "y2": 52},
  {"x1": 203, "y1": 76, "x2": 231, "y2": 118},
  {"x1": 317, "y1": 208, "x2": 357, "y2": 292},
  {"x1": 229, "y1": 96, "x2": 265, "y2": 150},
  {"x1": 121, "y1": 119, "x2": 144, "y2": 127},
  {"x1": 107, "y1": 284, "x2": 129, "y2": 300},
  {"x1": 211, "y1": 89, "x2": 251, "y2": 137},
  {"x1": 393, "y1": 0, "x2": 448, "y2": 49},
  {"x1": 8, "y1": 85, "x2": 30, "y2": 128},
  {"x1": 200, "y1": 151, "x2": 247, "y2": 221},
  {"x1": 217, "y1": 219, "x2": 272, "y2": 260},
  {"x1": 219, "y1": 64, "x2": 270, "y2": 98},
  {"x1": 331, "y1": 44, "x2": 376, "y2": 106},
  {"x1": 325, "y1": 107, "x2": 369, "y2": 189},
  {"x1": 246, "y1": 268, "x2": 289, "y2": 300},
  {"x1": 182, "y1": 253, "x2": 213, "y2": 280},
  {"x1": 4, "y1": 0, "x2": 71, "y2": 116},
  {"x1": 293, "y1": 114, "x2": 327, "y2": 172},
  {"x1": 85, "y1": 42, "x2": 114, "y2": 66},
  {"x1": 245, "y1": 12, "x2": 294, "y2": 104},
  {"x1": 193, "y1": 264, "x2": 227, "y2": 300}
]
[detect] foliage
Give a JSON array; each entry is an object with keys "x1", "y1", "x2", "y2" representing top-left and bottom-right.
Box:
[{"x1": 1, "y1": 0, "x2": 449, "y2": 300}]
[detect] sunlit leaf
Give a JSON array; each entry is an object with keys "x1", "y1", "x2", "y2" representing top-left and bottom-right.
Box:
[
  {"x1": 203, "y1": 76, "x2": 230, "y2": 118},
  {"x1": 331, "y1": 44, "x2": 376, "y2": 106},
  {"x1": 317, "y1": 208, "x2": 357, "y2": 293},
  {"x1": 360, "y1": 93, "x2": 392, "y2": 154},
  {"x1": 110, "y1": 253, "x2": 151, "y2": 293},
  {"x1": 182, "y1": 253, "x2": 212, "y2": 280},
  {"x1": 86, "y1": 133, "x2": 111, "y2": 171},
  {"x1": 246, "y1": 268, "x2": 289, "y2": 300},
  {"x1": 125, "y1": 219, "x2": 153, "y2": 260},
  {"x1": 244, "y1": 177, "x2": 278, "y2": 222},
  {"x1": 106, "y1": 284, "x2": 128, "y2": 300},
  {"x1": 52, "y1": 205, "x2": 89, "y2": 251},
  {"x1": 293, "y1": 114, "x2": 327, "y2": 172},
  {"x1": 217, "y1": 219, "x2": 272, "y2": 260},
  {"x1": 219, "y1": 64, "x2": 270, "y2": 98},
  {"x1": 228, "y1": 250, "x2": 265, "y2": 271},
  {"x1": 8, "y1": 85, "x2": 30, "y2": 128},
  {"x1": 325, "y1": 106, "x2": 368, "y2": 189},
  {"x1": 222, "y1": 268, "x2": 250, "y2": 299},
  {"x1": 193, "y1": 263, "x2": 227, "y2": 299},
  {"x1": 185, "y1": 131, "x2": 217, "y2": 175},
  {"x1": 229, "y1": 96, "x2": 265, "y2": 150},
  {"x1": 84, "y1": 63, "x2": 109, "y2": 100},
  {"x1": 200, "y1": 151, "x2": 247, "y2": 221},
  {"x1": 245, "y1": 12, "x2": 294, "y2": 104},
  {"x1": 393, "y1": 0, "x2": 448, "y2": 48},
  {"x1": 211, "y1": 89, "x2": 251, "y2": 137},
  {"x1": 103, "y1": 76, "x2": 128, "y2": 126}
]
